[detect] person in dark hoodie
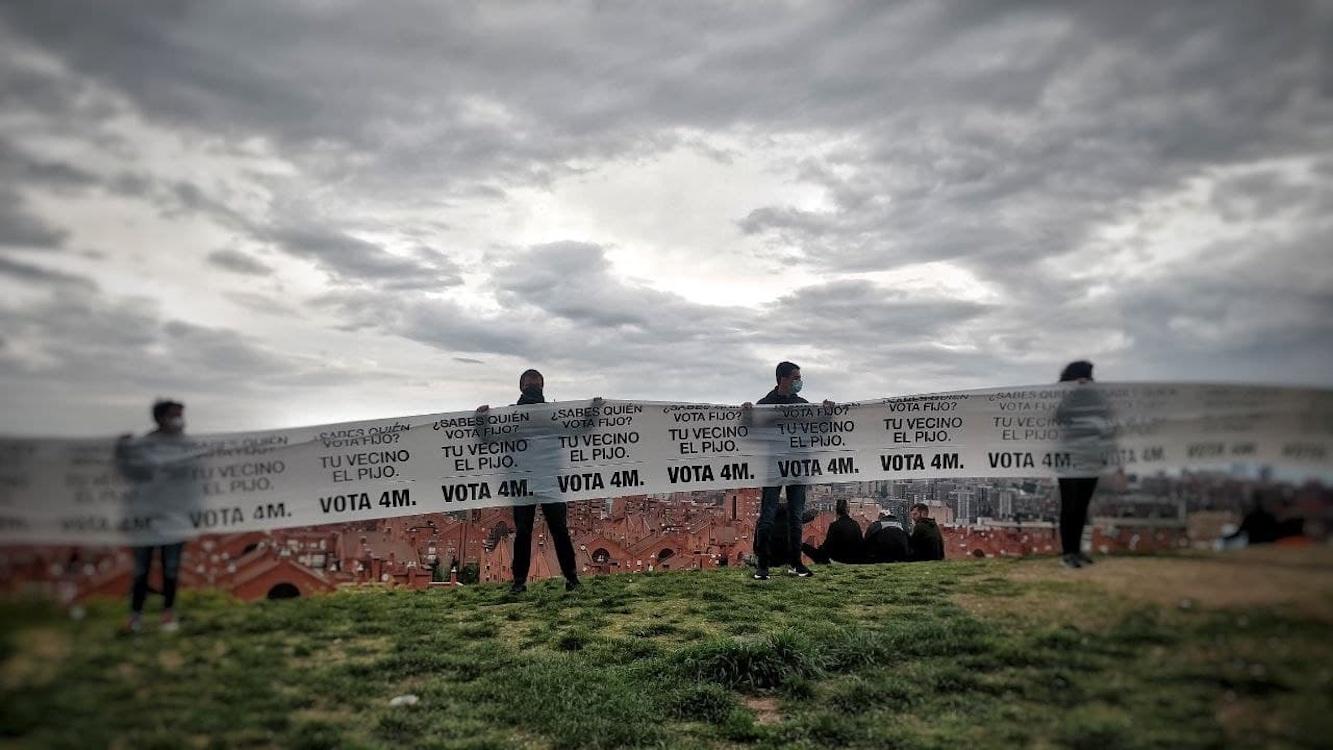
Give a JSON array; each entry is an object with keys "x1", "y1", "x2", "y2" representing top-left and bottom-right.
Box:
[
  {"x1": 1054, "y1": 360, "x2": 1113, "y2": 569},
  {"x1": 863, "y1": 509, "x2": 911, "y2": 563},
  {"x1": 907, "y1": 503, "x2": 945, "y2": 561},
  {"x1": 742, "y1": 361, "x2": 837, "y2": 580},
  {"x1": 1223, "y1": 491, "x2": 1280, "y2": 546},
  {"x1": 801, "y1": 497, "x2": 864, "y2": 564},
  {"x1": 476, "y1": 369, "x2": 585, "y2": 594}
]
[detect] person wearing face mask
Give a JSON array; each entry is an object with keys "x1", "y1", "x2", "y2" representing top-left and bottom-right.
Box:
[
  {"x1": 114, "y1": 399, "x2": 190, "y2": 634},
  {"x1": 742, "y1": 361, "x2": 837, "y2": 580},
  {"x1": 477, "y1": 369, "x2": 584, "y2": 594}
]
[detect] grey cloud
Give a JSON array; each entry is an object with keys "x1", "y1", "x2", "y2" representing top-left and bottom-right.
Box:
[
  {"x1": 0, "y1": 194, "x2": 67, "y2": 249},
  {"x1": 735, "y1": 3, "x2": 1330, "y2": 282},
  {"x1": 0, "y1": 3, "x2": 1057, "y2": 195},
  {"x1": 160, "y1": 180, "x2": 253, "y2": 228},
  {"x1": 766, "y1": 280, "x2": 990, "y2": 342},
  {"x1": 495, "y1": 241, "x2": 749, "y2": 333},
  {"x1": 0, "y1": 0, "x2": 1329, "y2": 424},
  {"x1": 397, "y1": 298, "x2": 539, "y2": 356},
  {"x1": 6, "y1": 2, "x2": 1326, "y2": 278},
  {"x1": 314, "y1": 231, "x2": 1333, "y2": 402},
  {"x1": 308, "y1": 242, "x2": 767, "y2": 394},
  {"x1": 0, "y1": 287, "x2": 390, "y2": 434},
  {"x1": 1209, "y1": 169, "x2": 1333, "y2": 223},
  {"x1": 160, "y1": 319, "x2": 291, "y2": 377},
  {"x1": 326, "y1": 242, "x2": 1012, "y2": 400},
  {"x1": 267, "y1": 223, "x2": 462, "y2": 290},
  {"x1": 0, "y1": 289, "x2": 375, "y2": 412},
  {"x1": 223, "y1": 291, "x2": 299, "y2": 317},
  {"x1": 308, "y1": 288, "x2": 539, "y2": 357},
  {"x1": 1117, "y1": 279, "x2": 1333, "y2": 385},
  {"x1": 0, "y1": 255, "x2": 93, "y2": 287},
  {"x1": 207, "y1": 248, "x2": 272, "y2": 276},
  {"x1": 1119, "y1": 239, "x2": 1333, "y2": 356},
  {"x1": 0, "y1": 295, "x2": 265, "y2": 388},
  {"x1": 495, "y1": 241, "x2": 662, "y2": 328},
  {"x1": 108, "y1": 172, "x2": 153, "y2": 197},
  {"x1": 101, "y1": 172, "x2": 466, "y2": 292},
  {"x1": 0, "y1": 50, "x2": 80, "y2": 117},
  {"x1": 3, "y1": 2, "x2": 1327, "y2": 204},
  {"x1": 0, "y1": 138, "x2": 97, "y2": 189},
  {"x1": 82, "y1": 171, "x2": 257, "y2": 232},
  {"x1": 0, "y1": 140, "x2": 76, "y2": 248}
]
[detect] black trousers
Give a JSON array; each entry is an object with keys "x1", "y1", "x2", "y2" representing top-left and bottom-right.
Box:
[
  {"x1": 512, "y1": 503, "x2": 579, "y2": 585},
  {"x1": 756, "y1": 484, "x2": 806, "y2": 568},
  {"x1": 1058, "y1": 477, "x2": 1099, "y2": 556},
  {"x1": 130, "y1": 543, "x2": 184, "y2": 613},
  {"x1": 800, "y1": 542, "x2": 831, "y2": 565}
]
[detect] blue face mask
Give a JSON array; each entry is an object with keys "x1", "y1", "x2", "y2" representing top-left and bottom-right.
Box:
[{"x1": 790, "y1": 378, "x2": 803, "y2": 394}]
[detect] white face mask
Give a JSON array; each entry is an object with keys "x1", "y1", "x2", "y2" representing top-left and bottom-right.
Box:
[
  {"x1": 166, "y1": 416, "x2": 185, "y2": 432},
  {"x1": 790, "y1": 378, "x2": 803, "y2": 394}
]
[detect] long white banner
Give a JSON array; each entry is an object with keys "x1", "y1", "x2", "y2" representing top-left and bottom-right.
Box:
[{"x1": 1, "y1": 382, "x2": 1330, "y2": 546}]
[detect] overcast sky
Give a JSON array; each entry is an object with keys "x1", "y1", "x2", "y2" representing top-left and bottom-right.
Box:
[{"x1": 1, "y1": 1, "x2": 1330, "y2": 436}]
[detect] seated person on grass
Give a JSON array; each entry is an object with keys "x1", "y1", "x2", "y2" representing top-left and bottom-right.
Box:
[
  {"x1": 863, "y1": 509, "x2": 910, "y2": 564},
  {"x1": 801, "y1": 497, "x2": 864, "y2": 564},
  {"x1": 907, "y1": 502, "x2": 945, "y2": 561}
]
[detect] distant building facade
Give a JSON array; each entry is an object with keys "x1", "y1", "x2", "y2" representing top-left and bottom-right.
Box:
[{"x1": 2, "y1": 473, "x2": 1325, "y2": 602}]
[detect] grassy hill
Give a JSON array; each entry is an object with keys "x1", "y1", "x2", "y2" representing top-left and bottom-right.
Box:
[{"x1": 3, "y1": 549, "x2": 1332, "y2": 749}]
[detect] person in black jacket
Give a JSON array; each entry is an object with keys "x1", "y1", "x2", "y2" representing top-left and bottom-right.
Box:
[
  {"x1": 863, "y1": 509, "x2": 910, "y2": 563},
  {"x1": 1054, "y1": 360, "x2": 1112, "y2": 569},
  {"x1": 743, "y1": 361, "x2": 837, "y2": 580},
  {"x1": 476, "y1": 369, "x2": 583, "y2": 594},
  {"x1": 1223, "y1": 492, "x2": 1280, "y2": 546},
  {"x1": 801, "y1": 497, "x2": 864, "y2": 564},
  {"x1": 907, "y1": 503, "x2": 945, "y2": 561}
]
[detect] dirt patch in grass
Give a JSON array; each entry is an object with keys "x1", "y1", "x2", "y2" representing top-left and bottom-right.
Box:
[
  {"x1": 742, "y1": 695, "x2": 783, "y2": 725},
  {"x1": 293, "y1": 706, "x2": 352, "y2": 725},
  {"x1": 0, "y1": 627, "x2": 70, "y2": 688},
  {"x1": 157, "y1": 650, "x2": 185, "y2": 671},
  {"x1": 492, "y1": 615, "x2": 536, "y2": 647},
  {"x1": 954, "y1": 586, "x2": 1131, "y2": 630},
  {"x1": 997, "y1": 548, "x2": 1333, "y2": 620},
  {"x1": 289, "y1": 635, "x2": 393, "y2": 669},
  {"x1": 603, "y1": 609, "x2": 728, "y2": 643},
  {"x1": 1214, "y1": 696, "x2": 1304, "y2": 747}
]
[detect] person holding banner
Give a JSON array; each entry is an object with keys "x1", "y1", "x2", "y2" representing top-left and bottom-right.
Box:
[
  {"x1": 477, "y1": 369, "x2": 588, "y2": 594},
  {"x1": 743, "y1": 361, "x2": 837, "y2": 580},
  {"x1": 1055, "y1": 360, "x2": 1113, "y2": 569},
  {"x1": 114, "y1": 399, "x2": 192, "y2": 634}
]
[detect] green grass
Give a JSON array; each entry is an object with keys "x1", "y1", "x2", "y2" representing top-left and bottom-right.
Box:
[{"x1": 1, "y1": 557, "x2": 1330, "y2": 749}]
